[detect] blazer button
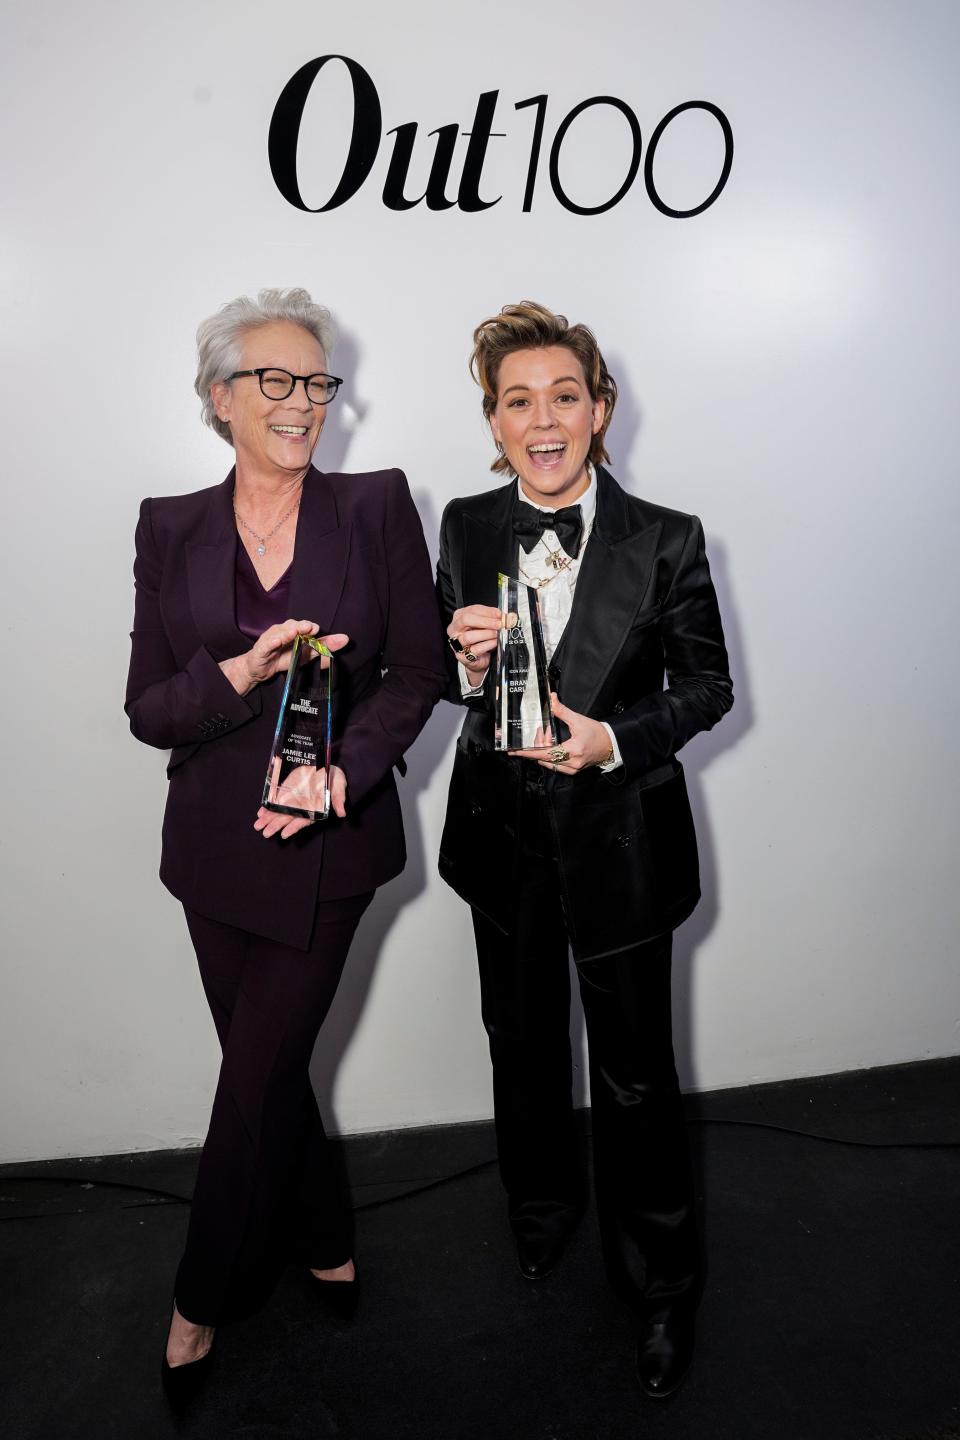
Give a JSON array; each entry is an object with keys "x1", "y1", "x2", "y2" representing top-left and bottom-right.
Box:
[
  {"x1": 616, "y1": 833, "x2": 632, "y2": 847},
  {"x1": 470, "y1": 803, "x2": 482, "y2": 817},
  {"x1": 612, "y1": 700, "x2": 625, "y2": 714}
]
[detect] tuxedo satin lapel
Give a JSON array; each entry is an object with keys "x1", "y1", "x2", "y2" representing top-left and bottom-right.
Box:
[
  {"x1": 286, "y1": 468, "x2": 351, "y2": 631},
  {"x1": 462, "y1": 485, "x2": 517, "y2": 610},
  {"x1": 186, "y1": 472, "x2": 248, "y2": 659},
  {"x1": 552, "y1": 470, "x2": 662, "y2": 715}
]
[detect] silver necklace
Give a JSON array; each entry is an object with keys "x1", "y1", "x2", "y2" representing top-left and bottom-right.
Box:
[{"x1": 234, "y1": 491, "x2": 301, "y2": 557}]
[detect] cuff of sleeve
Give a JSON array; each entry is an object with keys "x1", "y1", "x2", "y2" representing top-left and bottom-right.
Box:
[
  {"x1": 189, "y1": 645, "x2": 263, "y2": 720},
  {"x1": 459, "y1": 661, "x2": 489, "y2": 699},
  {"x1": 599, "y1": 720, "x2": 624, "y2": 772}
]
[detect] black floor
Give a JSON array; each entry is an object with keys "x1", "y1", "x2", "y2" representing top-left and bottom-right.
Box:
[{"x1": 2, "y1": 1058, "x2": 959, "y2": 1440}]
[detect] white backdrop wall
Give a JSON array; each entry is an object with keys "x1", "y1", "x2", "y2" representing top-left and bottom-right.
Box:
[{"x1": 2, "y1": 1, "x2": 958, "y2": 1162}]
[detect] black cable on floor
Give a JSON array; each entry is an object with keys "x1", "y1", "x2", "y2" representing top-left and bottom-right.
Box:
[
  {"x1": 0, "y1": 1176, "x2": 194, "y2": 1205},
  {"x1": 1, "y1": 1116, "x2": 958, "y2": 1220},
  {"x1": 352, "y1": 1118, "x2": 960, "y2": 1212},
  {"x1": 352, "y1": 1157, "x2": 498, "y2": 1212},
  {"x1": 687, "y1": 1116, "x2": 960, "y2": 1150}
]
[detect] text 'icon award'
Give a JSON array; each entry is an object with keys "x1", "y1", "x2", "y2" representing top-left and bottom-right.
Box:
[{"x1": 494, "y1": 573, "x2": 556, "y2": 751}]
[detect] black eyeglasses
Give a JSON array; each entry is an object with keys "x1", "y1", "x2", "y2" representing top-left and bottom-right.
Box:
[{"x1": 228, "y1": 368, "x2": 344, "y2": 404}]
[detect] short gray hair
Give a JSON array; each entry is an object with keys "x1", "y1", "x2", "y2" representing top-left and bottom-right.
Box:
[{"x1": 195, "y1": 287, "x2": 337, "y2": 445}]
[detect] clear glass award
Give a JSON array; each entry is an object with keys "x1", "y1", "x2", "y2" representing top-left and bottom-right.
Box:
[
  {"x1": 262, "y1": 636, "x2": 333, "y2": 821},
  {"x1": 494, "y1": 573, "x2": 556, "y2": 751}
]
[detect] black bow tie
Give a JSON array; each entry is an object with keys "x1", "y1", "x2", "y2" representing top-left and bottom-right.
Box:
[{"x1": 512, "y1": 500, "x2": 584, "y2": 559}]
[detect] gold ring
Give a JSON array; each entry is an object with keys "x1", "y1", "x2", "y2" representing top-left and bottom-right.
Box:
[
  {"x1": 464, "y1": 650, "x2": 478, "y2": 664},
  {"x1": 549, "y1": 747, "x2": 569, "y2": 764}
]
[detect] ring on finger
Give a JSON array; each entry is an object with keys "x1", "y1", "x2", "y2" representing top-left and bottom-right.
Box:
[
  {"x1": 548, "y1": 747, "x2": 570, "y2": 764},
  {"x1": 447, "y1": 634, "x2": 465, "y2": 655},
  {"x1": 464, "y1": 650, "x2": 478, "y2": 664}
]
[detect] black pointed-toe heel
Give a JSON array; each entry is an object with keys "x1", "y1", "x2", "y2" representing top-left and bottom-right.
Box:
[
  {"x1": 309, "y1": 1272, "x2": 359, "y2": 1320},
  {"x1": 160, "y1": 1347, "x2": 215, "y2": 1411}
]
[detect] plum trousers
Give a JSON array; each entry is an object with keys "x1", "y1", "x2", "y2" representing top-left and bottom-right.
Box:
[{"x1": 175, "y1": 891, "x2": 372, "y2": 1326}]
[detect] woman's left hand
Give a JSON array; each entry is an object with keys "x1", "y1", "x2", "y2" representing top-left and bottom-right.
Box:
[
  {"x1": 253, "y1": 765, "x2": 348, "y2": 839},
  {"x1": 511, "y1": 693, "x2": 612, "y2": 775}
]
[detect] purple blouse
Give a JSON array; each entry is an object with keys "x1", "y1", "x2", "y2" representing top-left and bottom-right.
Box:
[{"x1": 235, "y1": 541, "x2": 291, "y2": 641}]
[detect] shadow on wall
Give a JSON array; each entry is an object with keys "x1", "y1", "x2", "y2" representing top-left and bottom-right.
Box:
[
  {"x1": 317, "y1": 324, "x2": 367, "y2": 476},
  {"x1": 671, "y1": 534, "x2": 753, "y2": 1092},
  {"x1": 309, "y1": 453, "x2": 462, "y2": 1126},
  {"x1": 570, "y1": 356, "x2": 755, "y2": 1107},
  {"x1": 603, "y1": 352, "x2": 643, "y2": 475}
]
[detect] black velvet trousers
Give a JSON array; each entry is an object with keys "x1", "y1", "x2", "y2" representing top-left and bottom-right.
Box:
[
  {"x1": 471, "y1": 771, "x2": 700, "y2": 1318},
  {"x1": 175, "y1": 891, "x2": 373, "y2": 1326}
]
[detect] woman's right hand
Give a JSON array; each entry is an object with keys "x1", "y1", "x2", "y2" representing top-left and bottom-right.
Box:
[
  {"x1": 447, "y1": 604, "x2": 513, "y2": 684},
  {"x1": 220, "y1": 622, "x2": 349, "y2": 695}
]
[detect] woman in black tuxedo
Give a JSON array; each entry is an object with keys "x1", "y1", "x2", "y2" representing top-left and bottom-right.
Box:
[
  {"x1": 126, "y1": 288, "x2": 445, "y2": 1402},
  {"x1": 436, "y1": 302, "x2": 733, "y2": 1400}
]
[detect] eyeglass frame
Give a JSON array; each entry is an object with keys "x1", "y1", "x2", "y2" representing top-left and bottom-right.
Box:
[{"x1": 227, "y1": 367, "x2": 344, "y2": 404}]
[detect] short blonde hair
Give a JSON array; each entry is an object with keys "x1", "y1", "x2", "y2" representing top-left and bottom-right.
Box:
[{"x1": 469, "y1": 301, "x2": 618, "y2": 475}]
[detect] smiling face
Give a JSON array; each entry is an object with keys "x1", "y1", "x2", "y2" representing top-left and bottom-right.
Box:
[
  {"x1": 489, "y1": 346, "x2": 605, "y2": 509},
  {"x1": 211, "y1": 320, "x2": 328, "y2": 480}
]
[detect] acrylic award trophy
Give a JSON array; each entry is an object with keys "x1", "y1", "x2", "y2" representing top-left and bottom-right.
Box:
[
  {"x1": 494, "y1": 573, "x2": 556, "y2": 751},
  {"x1": 262, "y1": 635, "x2": 333, "y2": 821}
]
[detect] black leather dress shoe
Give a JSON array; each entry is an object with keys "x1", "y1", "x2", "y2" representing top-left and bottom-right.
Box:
[
  {"x1": 635, "y1": 1307, "x2": 695, "y2": 1399},
  {"x1": 515, "y1": 1230, "x2": 571, "y2": 1280}
]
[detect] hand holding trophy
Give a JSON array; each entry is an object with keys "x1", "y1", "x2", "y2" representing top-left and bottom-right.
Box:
[
  {"x1": 257, "y1": 631, "x2": 347, "y2": 836},
  {"x1": 494, "y1": 573, "x2": 557, "y2": 753}
]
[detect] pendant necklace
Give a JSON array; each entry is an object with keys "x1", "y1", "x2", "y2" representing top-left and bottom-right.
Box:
[
  {"x1": 234, "y1": 490, "x2": 302, "y2": 557},
  {"x1": 519, "y1": 563, "x2": 563, "y2": 591},
  {"x1": 542, "y1": 538, "x2": 573, "y2": 572},
  {"x1": 519, "y1": 537, "x2": 576, "y2": 590}
]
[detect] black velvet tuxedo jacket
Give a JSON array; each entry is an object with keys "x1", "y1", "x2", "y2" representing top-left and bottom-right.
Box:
[
  {"x1": 125, "y1": 465, "x2": 447, "y2": 950},
  {"x1": 435, "y1": 466, "x2": 733, "y2": 961}
]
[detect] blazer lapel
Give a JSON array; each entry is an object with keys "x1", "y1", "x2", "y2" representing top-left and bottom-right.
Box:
[
  {"x1": 185, "y1": 465, "x2": 351, "y2": 662},
  {"x1": 286, "y1": 467, "x2": 351, "y2": 630},
  {"x1": 461, "y1": 483, "x2": 518, "y2": 610},
  {"x1": 185, "y1": 470, "x2": 249, "y2": 659},
  {"x1": 552, "y1": 467, "x2": 662, "y2": 715}
]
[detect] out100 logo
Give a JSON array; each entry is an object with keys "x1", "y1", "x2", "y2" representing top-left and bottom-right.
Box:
[{"x1": 269, "y1": 55, "x2": 733, "y2": 218}]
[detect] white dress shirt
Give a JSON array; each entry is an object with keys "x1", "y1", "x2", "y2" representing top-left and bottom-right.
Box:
[{"x1": 459, "y1": 466, "x2": 623, "y2": 771}]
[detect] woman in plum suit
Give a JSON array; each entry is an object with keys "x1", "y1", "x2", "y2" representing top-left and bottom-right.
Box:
[{"x1": 126, "y1": 288, "x2": 446, "y2": 1403}]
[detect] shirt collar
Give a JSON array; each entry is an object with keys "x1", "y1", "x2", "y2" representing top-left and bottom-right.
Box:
[{"x1": 516, "y1": 462, "x2": 597, "y2": 530}]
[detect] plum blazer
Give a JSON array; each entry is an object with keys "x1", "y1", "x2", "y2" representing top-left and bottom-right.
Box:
[
  {"x1": 126, "y1": 465, "x2": 447, "y2": 949},
  {"x1": 436, "y1": 465, "x2": 733, "y2": 960}
]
